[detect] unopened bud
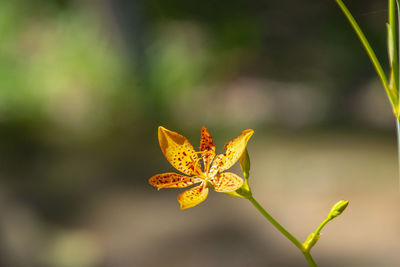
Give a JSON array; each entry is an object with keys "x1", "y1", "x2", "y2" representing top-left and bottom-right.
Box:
[
  {"x1": 240, "y1": 148, "x2": 250, "y2": 179},
  {"x1": 328, "y1": 200, "x2": 349, "y2": 219}
]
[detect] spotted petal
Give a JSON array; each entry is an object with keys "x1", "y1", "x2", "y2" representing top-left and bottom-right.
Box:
[
  {"x1": 211, "y1": 172, "x2": 243, "y2": 192},
  {"x1": 209, "y1": 129, "x2": 254, "y2": 175},
  {"x1": 177, "y1": 184, "x2": 209, "y2": 210},
  {"x1": 200, "y1": 126, "x2": 216, "y2": 171},
  {"x1": 158, "y1": 126, "x2": 200, "y2": 176},
  {"x1": 149, "y1": 173, "x2": 202, "y2": 189}
]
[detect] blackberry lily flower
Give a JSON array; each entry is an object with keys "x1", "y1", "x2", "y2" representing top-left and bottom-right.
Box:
[{"x1": 149, "y1": 126, "x2": 254, "y2": 209}]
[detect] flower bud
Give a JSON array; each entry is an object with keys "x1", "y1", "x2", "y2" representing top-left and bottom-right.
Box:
[
  {"x1": 240, "y1": 148, "x2": 250, "y2": 179},
  {"x1": 328, "y1": 200, "x2": 349, "y2": 219}
]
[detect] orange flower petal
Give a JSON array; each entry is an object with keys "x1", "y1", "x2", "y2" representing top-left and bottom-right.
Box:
[
  {"x1": 211, "y1": 172, "x2": 243, "y2": 192},
  {"x1": 149, "y1": 173, "x2": 202, "y2": 189},
  {"x1": 158, "y1": 126, "x2": 200, "y2": 176},
  {"x1": 209, "y1": 129, "x2": 254, "y2": 175},
  {"x1": 177, "y1": 184, "x2": 209, "y2": 210},
  {"x1": 200, "y1": 126, "x2": 216, "y2": 171}
]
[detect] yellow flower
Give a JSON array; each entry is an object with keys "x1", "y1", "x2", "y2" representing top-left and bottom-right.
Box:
[{"x1": 149, "y1": 126, "x2": 254, "y2": 209}]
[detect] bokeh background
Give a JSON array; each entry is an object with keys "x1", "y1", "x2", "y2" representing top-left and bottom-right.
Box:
[{"x1": 0, "y1": 0, "x2": 399, "y2": 266}]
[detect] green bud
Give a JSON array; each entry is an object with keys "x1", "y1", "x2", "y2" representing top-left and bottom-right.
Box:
[
  {"x1": 328, "y1": 200, "x2": 349, "y2": 219},
  {"x1": 240, "y1": 148, "x2": 250, "y2": 179}
]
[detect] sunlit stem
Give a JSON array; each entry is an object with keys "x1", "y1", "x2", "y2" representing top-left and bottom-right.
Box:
[
  {"x1": 248, "y1": 197, "x2": 318, "y2": 267},
  {"x1": 236, "y1": 160, "x2": 317, "y2": 266},
  {"x1": 389, "y1": 0, "x2": 399, "y2": 90},
  {"x1": 394, "y1": 0, "x2": 400, "y2": 190},
  {"x1": 314, "y1": 218, "x2": 331, "y2": 236},
  {"x1": 237, "y1": 149, "x2": 318, "y2": 265},
  {"x1": 397, "y1": 120, "x2": 400, "y2": 189},
  {"x1": 335, "y1": 0, "x2": 398, "y2": 113}
]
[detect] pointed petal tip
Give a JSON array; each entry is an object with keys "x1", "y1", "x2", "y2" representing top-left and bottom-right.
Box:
[
  {"x1": 243, "y1": 129, "x2": 254, "y2": 142},
  {"x1": 148, "y1": 175, "x2": 162, "y2": 188},
  {"x1": 210, "y1": 129, "x2": 254, "y2": 173},
  {"x1": 158, "y1": 126, "x2": 180, "y2": 140},
  {"x1": 243, "y1": 129, "x2": 254, "y2": 135},
  {"x1": 158, "y1": 126, "x2": 165, "y2": 140},
  {"x1": 178, "y1": 203, "x2": 196, "y2": 210},
  {"x1": 158, "y1": 126, "x2": 168, "y2": 134}
]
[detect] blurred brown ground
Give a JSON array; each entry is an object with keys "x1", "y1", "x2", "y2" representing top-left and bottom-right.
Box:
[{"x1": 2, "y1": 130, "x2": 399, "y2": 267}]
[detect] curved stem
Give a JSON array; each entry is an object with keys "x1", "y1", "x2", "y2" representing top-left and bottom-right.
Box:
[
  {"x1": 389, "y1": 0, "x2": 399, "y2": 91},
  {"x1": 335, "y1": 0, "x2": 397, "y2": 110},
  {"x1": 314, "y1": 217, "x2": 331, "y2": 236},
  {"x1": 248, "y1": 197, "x2": 302, "y2": 250},
  {"x1": 248, "y1": 196, "x2": 318, "y2": 267}
]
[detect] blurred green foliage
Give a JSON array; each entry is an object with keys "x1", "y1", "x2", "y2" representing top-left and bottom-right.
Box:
[
  {"x1": 0, "y1": 1, "x2": 128, "y2": 125},
  {"x1": 0, "y1": 0, "x2": 392, "y2": 129},
  {"x1": 0, "y1": 0, "x2": 392, "y2": 215}
]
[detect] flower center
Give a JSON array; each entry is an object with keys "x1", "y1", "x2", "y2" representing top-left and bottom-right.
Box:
[{"x1": 191, "y1": 151, "x2": 215, "y2": 181}]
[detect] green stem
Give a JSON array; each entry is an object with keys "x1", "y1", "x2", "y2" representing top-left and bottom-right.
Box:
[
  {"x1": 397, "y1": 119, "x2": 400, "y2": 189},
  {"x1": 248, "y1": 196, "x2": 318, "y2": 267},
  {"x1": 335, "y1": 0, "x2": 396, "y2": 109},
  {"x1": 314, "y1": 217, "x2": 331, "y2": 236},
  {"x1": 389, "y1": 0, "x2": 399, "y2": 90},
  {"x1": 397, "y1": 0, "x2": 400, "y2": 189},
  {"x1": 303, "y1": 252, "x2": 318, "y2": 267}
]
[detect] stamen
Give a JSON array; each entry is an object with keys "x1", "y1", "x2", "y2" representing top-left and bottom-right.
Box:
[
  {"x1": 193, "y1": 157, "x2": 202, "y2": 165},
  {"x1": 192, "y1": 150, "x2": 216, "y2": 175},
  {"x1": 193, "y1": 151, "x2": 208, "y2": 155},
  {"x1": 191, "y1": 157, "x2": 205, "y2": 177}
]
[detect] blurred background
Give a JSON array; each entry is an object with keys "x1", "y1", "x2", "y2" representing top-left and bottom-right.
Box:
[{"x1": 0, "y1": 0, "x2": 399, "y2": 266}]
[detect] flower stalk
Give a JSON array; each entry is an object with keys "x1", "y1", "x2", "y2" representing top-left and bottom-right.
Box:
[
  {"x1": 235, "y1": 150, "x2": 349, "y2": 267},
  {"x1": 334, "y1": 0, "x2": 400, "y2": 186},
  {"x1": 243, "y1": 193, "x2": 348, "y2": 267},
  {"x1": 247, "y1": 196, "x2": 318, "y2": 267},
  {"x1": 150, "y1": 127, "x2": 348, "y2": 267},
  {"x1": 335, "y1": 0, "x2": 398, "y2": 115}
]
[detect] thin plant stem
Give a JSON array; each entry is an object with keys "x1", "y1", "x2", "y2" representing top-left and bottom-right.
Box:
[
  {"x1": 397, "y1": 0, "x2": 400, "y2": 188},
  {"x1": 389, "y1": 0, "x2": 399, "y2": 90},
  {"x1": 397, "y1": 120, "x2": 400, "y2": 189},
  {"x1": 314, "y1": 217, "x2": 331, "y2": 236},
  {"x1": 303, "y1": 252, "x2": 318, "y2": 267},
  {"x1": 335, "y1": 0, "x2": 397, "y2": 110},
  {"x1": 248, "y1": 196, "x2": 318, "y2": 267}
]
